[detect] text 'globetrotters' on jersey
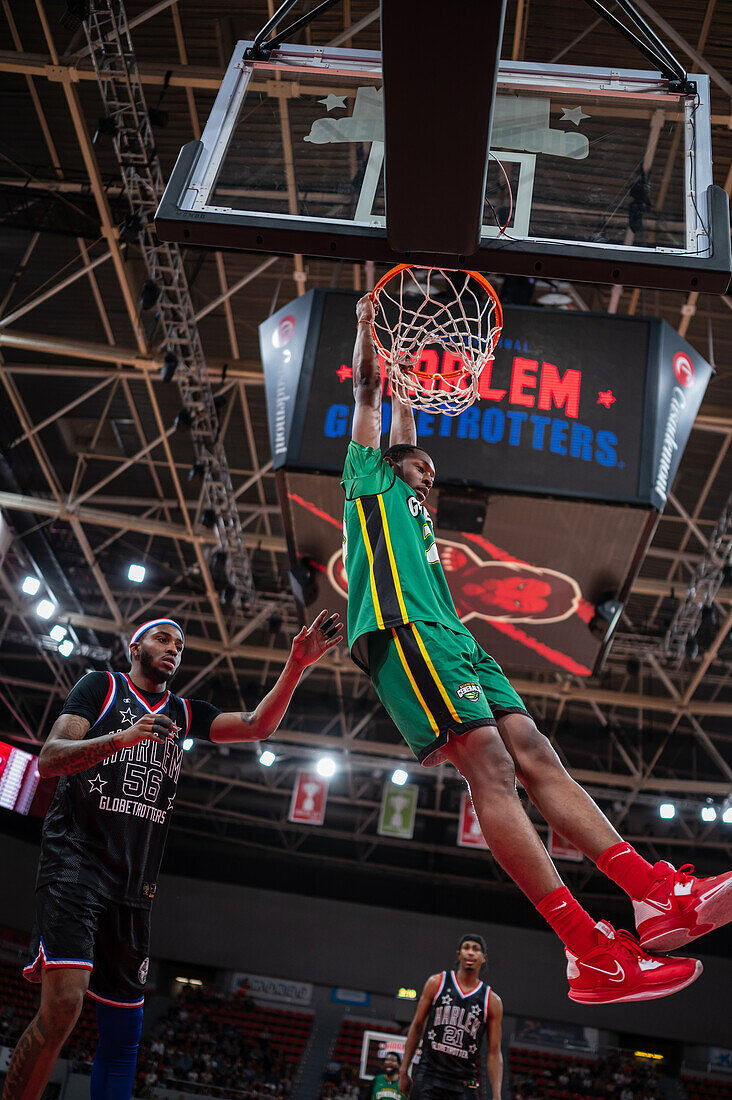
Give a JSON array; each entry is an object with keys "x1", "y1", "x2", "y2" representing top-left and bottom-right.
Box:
[
  {"x1": 37, "y1": 671, "x2": 219, "y2": 907},
  {"x1": 418, "y1": 970, "x2": 491, "y2": 1086},
  {"x1": 341, "y1": 441, "x2": 472, "y2": 671}
]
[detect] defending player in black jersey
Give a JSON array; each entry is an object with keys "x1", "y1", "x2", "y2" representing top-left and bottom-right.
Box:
[
  {"x1": 399, "y1": 935, "x2": 503, "y2": 1100},
  {"x1": 3, "y1": 611, "x2": 341, "y2": 1100}
]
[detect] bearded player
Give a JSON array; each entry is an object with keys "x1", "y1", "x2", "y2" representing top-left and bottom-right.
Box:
[
  {"x1": 400, "y1": 935, "x2": 502, "y2": 1100},
  {"x1": 3, "y1": 611, "x2": 341, "y2": 1100},
  {"x1": 342, "y1": 293, "x2": 732, "y2": 1004}
]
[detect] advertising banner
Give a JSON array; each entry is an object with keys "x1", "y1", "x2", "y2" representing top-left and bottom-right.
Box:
[
  {"x1": 231, "y1": 972, "x2": 313, "y2": 1006},
  {"x1": 289, "y1": 770, "x2": 329, "y2": 825}
]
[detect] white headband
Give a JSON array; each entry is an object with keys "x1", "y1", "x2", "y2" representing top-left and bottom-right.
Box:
[{"x1": 129, "y1": 618, "x2": 185, "y2": 656}]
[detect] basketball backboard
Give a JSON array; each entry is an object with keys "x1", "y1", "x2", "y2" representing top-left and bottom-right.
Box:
[{"x1": 155, "y1": 43, "x2": 731, "y2": 292}]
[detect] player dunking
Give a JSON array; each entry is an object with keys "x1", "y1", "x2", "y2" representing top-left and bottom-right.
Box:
[
  {"x1": 400, "y1": 935, "x2": 502, "y2": 1100},
  {"x1": 3, "y1": 612, "x2": 341, "y2": 1100},
  {"x1": 342, "y1": 294, "x2": 732, "y2": 1004}
]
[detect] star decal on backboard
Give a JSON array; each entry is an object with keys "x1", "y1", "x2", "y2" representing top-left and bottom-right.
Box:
[
  {"x1": 119, "y1": 706, "x2": 136, "y2": 725},
  {"x1": 597, "y1": 389, "x2": 616, "y2": 408},
  {"x1": 560, "y1": 106, "x2": 590, "y2": 125},
  {"x1": 336, "y1": 363, "x2": 353, "y2": 382},
  {"x1": 88, "y1": 774, "x2": 107, "y2": 794},
  {"x1": 318, "y1": 93, "x2": 347, "y2": 111}
]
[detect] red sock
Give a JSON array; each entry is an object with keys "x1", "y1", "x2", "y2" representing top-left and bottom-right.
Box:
[
  {"x1": 596, "y1": 842, "x2": 656, "y2": 900},
  {"x1": 536, "y1": 886, "x2": 598, "y2": 957}
]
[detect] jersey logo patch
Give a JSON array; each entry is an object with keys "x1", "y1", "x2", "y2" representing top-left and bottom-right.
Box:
[
  {"x1": 138, "y1": 957, "x2": 149, "y2": 984},
  {"x1": 142, "y1": 882, "x2": 156, "y2": 899},
  {"x1": 457, "y1": 682, "x2": 482, "y2": 701}
]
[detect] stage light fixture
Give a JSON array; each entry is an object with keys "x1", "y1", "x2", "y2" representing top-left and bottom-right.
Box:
[
  {"x1": 220, "y1": 583, "x2": 238, "y2": 606},
  {"x1": 188, "y1": 461, "x2": 206, "y2": 481},
  {"x1": 94, "y1": 115, "x2": 117, "y2": 140},
  {"x1": 174, "y1": 408, "x2": 193, "y2": 432},
  {"x1": 391, "y1": 769, "x2": 409, "y2": 786},
  {"x1": 139, "y1": 279, "x2": 161, "y2": 311},
  {"x1": 128, "y1": 563, "x2": 146, "y2": 583},
  {"x1": 259, "y1": 750, "x2": 276, "y2": 767},
  {"x1": 22, "y1": 575, "x2": 41, "y2": 595},
  {"x1": 316, "y1": 756, "x2": 336, "y2": 778},
  {"x1": 200, "y1": 508, "x2": 217, "y2": 529},
  {"x1": 36, "y1": 599, "x2": 55, "y2": 620},
  {"x1": 160, "y1": 351, "x2": 178, "y2": 383},
  {"x1": 589, "y1": 599, "x2": 623, "y2": 643},
  {"x1": 49, "y1": 625, "x2": 67, "y2": 642},
  {"x1": 659, "y1": 802, "x2": 675, "y2": 820},
  {"x1": 701, "y1": 806, "x2": 717, "y2": 822},
  {"x1": 723, "y1": 808, "x2": 732, "y2": 824},
  {"x1": 58, "y1": 639, "x2": 74, "y2": 658},
  {"x1": 182, "y1": 738, "x2": 194, "y2": 751}
]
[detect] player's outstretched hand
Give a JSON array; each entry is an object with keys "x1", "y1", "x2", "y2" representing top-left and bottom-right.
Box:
[
  {"x1": 356, "y1": 294, "x2": 375, "y2": 325},
  {"x1": 291, "y1": 609, "x2": 343, "y2": 668},
  {"x1": 116, "y1": 713, "x2": 178, "y2": 749}
]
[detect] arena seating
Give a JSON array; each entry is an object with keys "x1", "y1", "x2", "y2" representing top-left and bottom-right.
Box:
[
  {"x1": 510, "y1": 1045, "x2": 665, "y2": 1100},
  {"x1": 0, "y1": 958, "x2": 98, "y2": 1065},
  {"x1": 683, "y1": 1074, "x2": 732, "y2": 1100}
]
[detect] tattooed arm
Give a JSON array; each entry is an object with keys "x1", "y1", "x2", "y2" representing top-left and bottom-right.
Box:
[
  {"x1": 39, "y1": 712, "x2": 175, "y2": 777},
  {"x1": 210, "y1": 610, "x2": 343, "y2": 744}
]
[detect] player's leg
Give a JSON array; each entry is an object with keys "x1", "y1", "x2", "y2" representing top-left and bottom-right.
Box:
[
  {"x1": 4, "y1": 883, "x2": 98, "y2": 1099},
  {"x1": 496, "y1": 710, "x2": 732, "y2": 952},
  {"x1": 88, "y1": 900, "x2": 148, "y2": 1099},
  {"x1": 2, "y1": 967, "x2": 89, "y2": 1099}
]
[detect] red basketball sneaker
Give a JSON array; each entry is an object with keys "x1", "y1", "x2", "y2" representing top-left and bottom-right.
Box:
[
  {"x1": 634, "y1": 863, "x2": 732, "y2": 951},
  {"x1": 566, "y1": 921, "x2": 702, "y2": 1004}
]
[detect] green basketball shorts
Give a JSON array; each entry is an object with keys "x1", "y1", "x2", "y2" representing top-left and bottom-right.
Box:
[{"x1": 367, "y1": 621, "x2": 529, "y2": 767}]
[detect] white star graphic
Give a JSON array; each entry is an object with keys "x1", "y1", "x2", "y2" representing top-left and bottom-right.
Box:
[
  {"x1": 119, "y1": 707, "x2": 135, "y2": 725},
  {"x1": 440, "y1": 993, "x2": 452, "y2": 1005},
  {"x1": 88, "y1": 774, "x2": 107, "y2": 794},
  {"x1": 560, "y1": 105, "x2": 589, "y2": 126},
  {"x1": 167, "y1": 796, "x2": 175, "y2": 811},
  {"x1": 428, "y1": 1030, "x2": 436, "y2": 1041},
  {"x1": 318, "y1": 93, "x2": 347, "y2": 111},
  {"x1": 469, "y1": 1044, "x2": 477, "y2": 1054}
]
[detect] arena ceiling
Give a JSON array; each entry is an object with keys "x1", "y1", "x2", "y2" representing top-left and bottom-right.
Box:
[{"x1": 1, "y1": 0, "x2": 732, "y2": 929}]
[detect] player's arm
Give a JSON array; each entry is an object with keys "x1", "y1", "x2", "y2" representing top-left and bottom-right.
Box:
[
  {"x1": 351, "y1": 295, "x2": 382, "y2": 448},
  {"x1": 210, "y1": 610, "x2": 342, "y2": 743},
  {"x1": 39, "y1": 712, "x2": 175, "y2": 777},
  {"x1": 389, "y1": 394, "x2": 417, "y2": 448},
  {"x1": 486, "y1": 991, "x2": 504, "y2": 1100},
  {"x1": 399, "y1": 974, "x2": 442, "y2": 1096}
]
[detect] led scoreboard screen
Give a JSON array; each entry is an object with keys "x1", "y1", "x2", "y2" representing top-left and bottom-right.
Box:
[
  {"x1": 0, "y1": 741, "x2": 54, "y2": 818},
  {"x1": 262, "y1": 290, "x2": 711, "y2": 510}
]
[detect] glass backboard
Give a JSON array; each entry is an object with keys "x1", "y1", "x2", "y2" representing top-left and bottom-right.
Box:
[{"x1": 156, "y1": 44, "x2": 730, "y2": 292}]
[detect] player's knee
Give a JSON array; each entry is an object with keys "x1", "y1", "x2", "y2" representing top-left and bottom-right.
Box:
[
  {"x1": 41, "y1": 987, "x2": 85, "y2": 1035},
  {"x1": 470, "y1": 732, "x2": 517, "y2": 794},
  {"x1": 518, "y1": 730, "x2": 563, "y2": 782}
]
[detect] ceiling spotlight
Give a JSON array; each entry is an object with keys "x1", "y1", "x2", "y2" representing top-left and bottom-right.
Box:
[
  {"x1": 200, "y1": 508, "x2": 217, "y2": 529},
  {"x1": 174, "y1": 408, "x2": 192, "y2": 431},
  {"x1": 58, "y1": 639, "x2": 74, "y2": 658},
  {"x1": 139, "y1": 279, "x2": 161, "y2": 311},
  {"x1": 590, "y1": 599, "x2": 623, "y2": 643},
  {"x1": 36, "y1": 599, "x2": 55, "y2": 620},
  {"x1": 128, "y1": 563, "x2": 146, "y2": 583},
  {"x1": 316, "y1": 755, "x2": 336, "y2": 778},
  {"x1": 94, "y1": 114, "x2": 117, "y2": 140},
  {"x1": 49, "y1": 625, "x2": 67, "y2": 643},
  {"x1": 22, "y1": 575, "x2": 41, "y2": 595},
  {"x1": 659, "y1": 802, "x2": 676, "y2": 820},
  {"x1": 259, "y1": 749, "x2": 276, "y2": 767},
  {"x1": 391, "y1": 768, "x2": 409, "y2": 786},
  {"x1": 160, "y1": 351, "x2": 178, "y2": 383},
  {"x1": 537, "y1": 291, "x2": 573, "y2": 308},
  {"x1": 723, "y1": 808, "x2": 732, "y2": 824},
  {"x1": 701, "y1": 806, "x2": 717, "y2": 823},
  {"x1": 220, "y1": 583, "x2": 238, "y2": 607},
  {"x1": 182, "y1": 738, "x2": 194, "y2": 751}
]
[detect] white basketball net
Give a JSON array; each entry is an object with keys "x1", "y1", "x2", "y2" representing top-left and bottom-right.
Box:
[{"x1": 372, "y1": 266, "x2": 503, "y2": 416}]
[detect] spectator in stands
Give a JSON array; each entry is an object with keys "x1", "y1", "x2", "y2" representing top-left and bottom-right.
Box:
[
  {"x1": 3, "y1": 613, "x2": 340, "y2": 1100},
  {"x1": 371, "y1": 1052, "x2": 405, "y2": 1099}
]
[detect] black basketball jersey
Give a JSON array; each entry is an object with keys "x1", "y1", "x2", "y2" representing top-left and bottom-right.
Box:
[
  {"x1": 37, "y1": 671, "x2": 219, "y2": 908},
  {"x1": 418, "y1": 970, "x2": 491, "y2": 1086}
]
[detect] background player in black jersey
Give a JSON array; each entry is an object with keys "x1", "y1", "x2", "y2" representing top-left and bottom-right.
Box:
[
  {"x1": 399, "y1": 935, "x2": 502, "y2": 1100},
  {"x1": 3, "y1": 611, "x2": 341, "y2": 1100},
  {"x1": 344, "y1": 294, "x2": 732, "y2": 1005}
]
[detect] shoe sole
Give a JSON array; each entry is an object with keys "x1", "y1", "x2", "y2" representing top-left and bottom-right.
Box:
[
  {"x1": 568, "y1": 959, "x2": 702, "y2": 1004},
  {"x1": 640, "y1": 878, "x2": 732, "y2": 952}
]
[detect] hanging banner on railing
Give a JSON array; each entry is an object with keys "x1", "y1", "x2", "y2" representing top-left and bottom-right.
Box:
[
  {"x1": 378, "y1": 783, "x2": 418, "y2": 839},
  {"x1": 289, "y1": 769, "x2": 329, "y2": 825},
  {"x1": 457, "y1": 791, "x2": 489, "y2": 849}
]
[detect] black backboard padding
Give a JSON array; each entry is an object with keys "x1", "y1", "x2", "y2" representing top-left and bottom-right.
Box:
[{"x1": 381, "y1": 0, "x2": 507, "y2": 255}]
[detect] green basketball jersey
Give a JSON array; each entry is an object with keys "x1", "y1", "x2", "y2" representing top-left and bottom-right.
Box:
[
  {"x1": 341, "y1": 440, "x2": 471, "y2": 670},
  {"x1": 371, "y1": 1074, "x2": 404, "y2": 1100}
]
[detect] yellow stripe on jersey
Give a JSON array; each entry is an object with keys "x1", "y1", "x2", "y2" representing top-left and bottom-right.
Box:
[
  {"x1": 377, "y1": 493, "x2": 409, "y2": 624},
  {"x1": 356, "y1": 497, "x2": 385, "y2": 630},
  {"x1": 410, "y1": 623, "x2": 462, "y2": 723},
  {"x1": 391, "y1": 628, "x2": 439, "y2": 734}
]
